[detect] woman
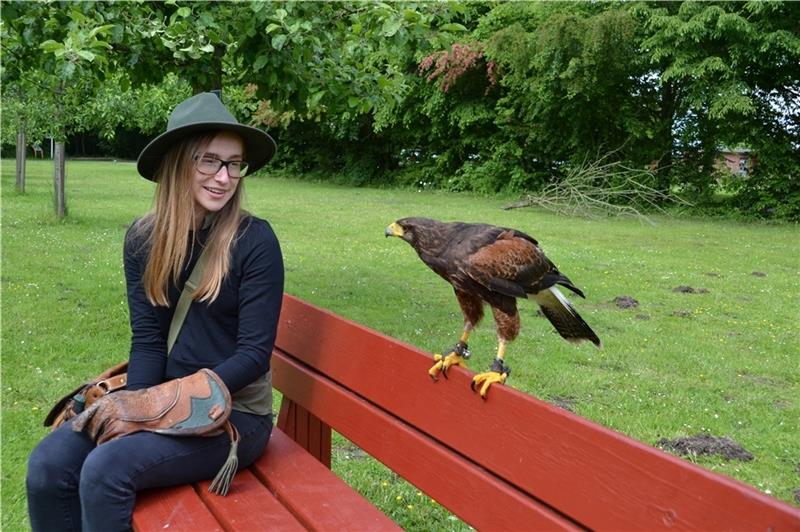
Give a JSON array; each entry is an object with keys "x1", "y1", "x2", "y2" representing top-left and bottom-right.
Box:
[{"x1": 26, "y1": 92, "x2": 284, "y2": 531}]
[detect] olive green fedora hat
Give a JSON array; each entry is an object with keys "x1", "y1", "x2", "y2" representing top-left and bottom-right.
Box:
[{"x1": 136, "y1": 92, "x2": 276, "y2": 181}]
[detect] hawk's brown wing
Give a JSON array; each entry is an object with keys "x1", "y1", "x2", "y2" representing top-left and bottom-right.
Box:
[
  {"x1": 462, "y1": 230, "x2": 550, "y2": 298},
  {"x1": 463, "y1": 230, "x2": 601, "y2": 346}
]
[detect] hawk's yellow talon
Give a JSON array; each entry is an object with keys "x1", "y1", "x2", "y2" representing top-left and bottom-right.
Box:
[
  {"x1": 471, "y1": 370, "x2": 508, "y2": 398},
  {"x1": 428, "y1": 356, "x2": 445, "y2": 381},
  {"x1": 428, "y1": 352, "x2": 467, "y2": 381}
]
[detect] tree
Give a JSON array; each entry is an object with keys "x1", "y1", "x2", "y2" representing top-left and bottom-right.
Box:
[
  {"x1": 3, "y1": 1, "x2": 122, "y2": 215},
  {"x1": 231, "y1": 1, "x2": 473, "y2": 181},
  {"x1": 638, "y1": 0, "x2": 800, "y2": 202},
  {"x1": 401, "y1": 0, "x2": 799, "y2": 217},
  {"x1": 1, "y1": 76, "x2": 57, "y2": 192},
  {"x1": 408, "y1": 2, "x2": 652, "y2": 192},
  {"x1": 5, "y1": 1, "x2": 797, "y2": 219},
  {"x1": 2, "y1": 1, "x2": 220, "y2": 215}
]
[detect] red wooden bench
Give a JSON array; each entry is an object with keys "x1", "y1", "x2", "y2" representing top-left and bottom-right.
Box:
[{"x1": 134, "y1": 294, "x2": 800, "y2": 530}]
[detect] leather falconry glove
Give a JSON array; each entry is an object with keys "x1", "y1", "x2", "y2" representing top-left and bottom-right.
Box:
[{"x1": 71, "y1": 368, "x2": 231, "y2": 444}]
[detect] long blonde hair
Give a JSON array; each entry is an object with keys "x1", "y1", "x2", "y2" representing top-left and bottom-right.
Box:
[{"x1": 134, "y1": 132, "x2": 246, "y2": 306}]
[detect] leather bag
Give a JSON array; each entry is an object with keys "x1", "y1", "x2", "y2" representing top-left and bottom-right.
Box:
[
  {"x1": 44, "y1": 361, "x2": 129, "y2": 429},
  {"x1": 71, "y1": 369, "x2": 231, "y2": 444}
]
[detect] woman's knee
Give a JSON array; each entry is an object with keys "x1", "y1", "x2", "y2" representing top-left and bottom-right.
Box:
[
  {"x1": 79, "y1": 444, "x2": 133, "y2": 499},
  {"x1": 79, "y1": 445, "x2": 138, "y2": 532},
  {"x1": 28, "y1": 421, "x2": 96, "y2": 488},
  {"x1": 27, "y1": 445, "x2": 57, "y2": 495},
  {"x1": 27, "y1": 436, "x2": 83, "y2": 495}
]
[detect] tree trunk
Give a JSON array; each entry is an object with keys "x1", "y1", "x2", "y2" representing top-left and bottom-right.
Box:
[
  {"x1": 657, "y1": 80, "x2": 676, "y2": 191},
  {"x1": 213, "y1": 44, "x2": 225, "y2": 92},
  {"x1": 54, "y1": 142, "x2": 67, "y2": 218},
  {"x1": 190, "y1": 44, "x2": 226, "y2": 95},
  {"x1": 16, "y1": 125, "x2": 26, "y2": 193}
]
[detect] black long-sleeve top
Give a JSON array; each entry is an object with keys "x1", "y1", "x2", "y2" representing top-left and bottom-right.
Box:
[{"x1": 123, "y1": 215, "x2": 284, "y2": 397}]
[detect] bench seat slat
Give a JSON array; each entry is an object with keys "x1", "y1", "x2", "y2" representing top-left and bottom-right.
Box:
[
  {"x1": 196, "y1": 469, "x2": 307, "y2": 531},
  {"x1": 276, "y1": 294, "x2": 800, "y2": 531},
  {"x1": 133, "y1": 484, "x2": 223, "y2": 531},
  {"x1": 133, "y1": 428, "x2": 393, "y2": 531},
  {"x1": 273, "y1": 349, "x2": 580, "y2": 531},
  {"x1": 251, "y1": 428, "x2": 401, "y2": 531}
]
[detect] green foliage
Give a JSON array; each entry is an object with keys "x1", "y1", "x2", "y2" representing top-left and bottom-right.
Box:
[
  {"x1": 0, "y1": 72, "x2": 190, "y2": 156},
  {"x1": 0, "y1": 0, "x2": 207, "y2": 151},
  {"x1": 236, "y1": 2, "x2": 467, "y2": 127},
  {"x1": 639, "y1": 1, "x2": 800, "y2": 199},
  {"x1": 732, "y1": 142, "x2": 800, "y2": 221},
  {"x1": 3, "y1": 162, "x2": 799, "y2": 531},
  {"x1": 3, "y1": 1, "x2": 798, "y2": 219},
  {"x1": 2, "y1": 1, "x2": 120, "y2": 140},
  {"x1": 642, "y1": 1, "x2": 798, "y2": 121},
  {"x1": 410, "y1": 0, "x2": 798, "y2": 216},
  {"x1": 237, "y1": 0, "x2": 475, "y2": 185},
  {"x1": 397, "y1": 2, "x2": 657, "y2": 194},
  {"x1": 486, "y1": 4, "x2": 645, "y2": 164},
  {"x1": 0, "y1": 73, "x2": 56, "y2": 147}
]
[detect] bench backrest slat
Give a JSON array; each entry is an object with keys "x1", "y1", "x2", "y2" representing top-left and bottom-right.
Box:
[{"x1": 274, "y1": 295, "x2": 800, "y2": 530}]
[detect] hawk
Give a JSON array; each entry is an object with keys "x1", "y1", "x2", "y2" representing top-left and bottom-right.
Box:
[{"x1": 386, "y1": 217, "x2": 601, "y2": 397}]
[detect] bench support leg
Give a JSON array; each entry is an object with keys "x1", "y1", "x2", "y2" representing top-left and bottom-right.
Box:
[{"x1": 277, "y1": 399, "x2": 332, "y2": 468}]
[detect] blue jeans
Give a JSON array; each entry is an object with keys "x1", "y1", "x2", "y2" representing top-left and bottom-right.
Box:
[{"x1": 27, "y1": 411, "x2": 272, "y2": 532}]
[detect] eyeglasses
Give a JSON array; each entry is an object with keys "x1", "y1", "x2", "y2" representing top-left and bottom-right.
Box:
[{"x1": 193, "y1": 154, "x2": 250, "y2": 178}]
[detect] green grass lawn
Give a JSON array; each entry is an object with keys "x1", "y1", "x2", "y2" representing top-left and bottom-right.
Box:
[{"x1": 2, "y1": 159, "x2": 799, "y2": 529}]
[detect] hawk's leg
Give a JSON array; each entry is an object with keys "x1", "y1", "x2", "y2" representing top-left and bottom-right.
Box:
[
  {"x1": 471, "y1": 340, "x2": 511, "y2": 398},
  {"x1": 430, "y1": 291, "x2": 482, "y2": 382},
  {"x1": 428, "y1": 334, "x2": 471, "y2": 381}
]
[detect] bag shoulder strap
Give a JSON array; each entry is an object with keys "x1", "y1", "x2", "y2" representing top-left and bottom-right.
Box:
[{"x1": 167, "y1": 246, "x2": 209, "y2": 354}]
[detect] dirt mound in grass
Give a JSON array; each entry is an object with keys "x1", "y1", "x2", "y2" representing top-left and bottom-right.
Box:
[
  {"x1": 548, "y1": 396, "x2": 576, "y2": 412},
  {"x1": 613, "y1": 295, "x2": 639, "y2": 309},
  {"x1": 657, "y1": 434, "x2": 754, "y2": 461},
  {"x1": 672, "y1": 285, "x2": 709, "y2": 294}
]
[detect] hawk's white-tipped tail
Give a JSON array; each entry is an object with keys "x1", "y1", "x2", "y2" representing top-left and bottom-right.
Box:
[{"x1": 532, "y1": 287, "x2": 601, "y2": 347}]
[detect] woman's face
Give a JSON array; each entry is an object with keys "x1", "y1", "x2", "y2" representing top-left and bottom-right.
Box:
[{"x1": 192, "y1": 131, "x2": 245, "y2": 220}]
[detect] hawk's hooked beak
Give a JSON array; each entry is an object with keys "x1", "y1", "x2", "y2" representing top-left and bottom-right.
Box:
[{"x1": 385, "y1": 222, "x2": 404, "y2": 238}]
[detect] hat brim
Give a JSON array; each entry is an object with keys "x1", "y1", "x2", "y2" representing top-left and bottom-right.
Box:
[{"x1": 136, "y1": 122, "x2": 276, "y2": 181}]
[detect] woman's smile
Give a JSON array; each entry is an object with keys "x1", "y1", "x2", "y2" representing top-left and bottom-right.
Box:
[{"x1": 203, "y1": 184, "x2": 229, "y2": 198}]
